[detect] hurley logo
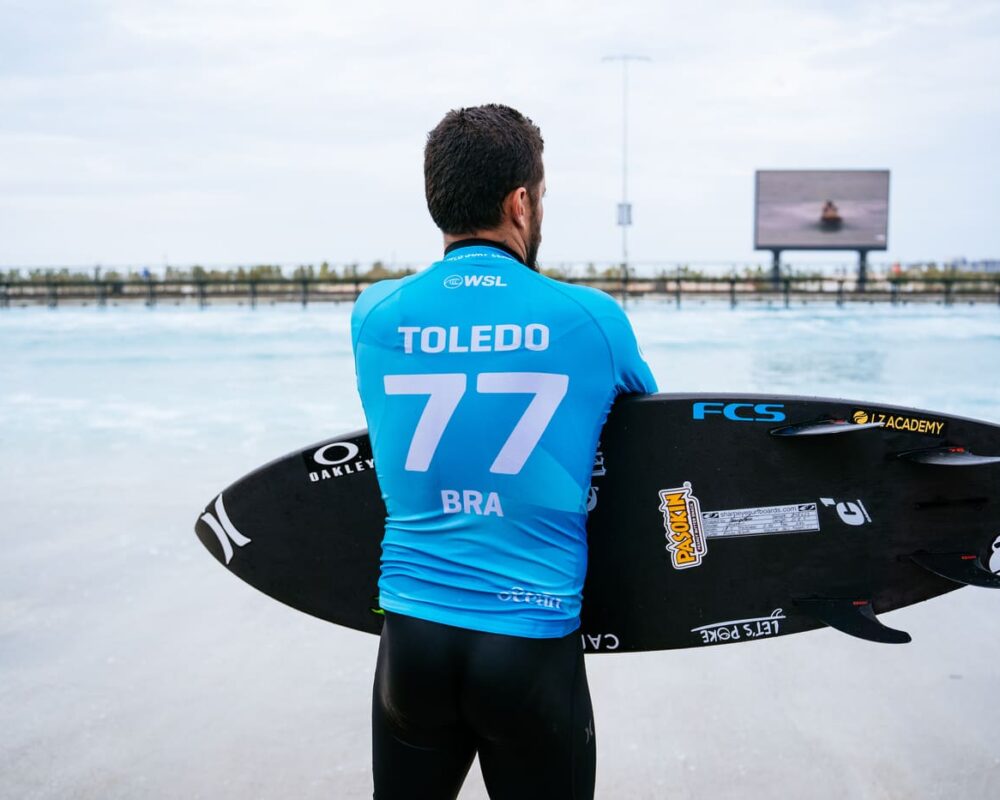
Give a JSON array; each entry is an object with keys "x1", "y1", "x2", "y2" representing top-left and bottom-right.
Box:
[{"x1": 199, "y1": 494, "x2": 251, "y2": 564}]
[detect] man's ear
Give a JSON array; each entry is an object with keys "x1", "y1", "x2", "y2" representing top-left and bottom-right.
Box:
[{"x1": 505, "y1": 187, "x2": 530, "y2": 232}]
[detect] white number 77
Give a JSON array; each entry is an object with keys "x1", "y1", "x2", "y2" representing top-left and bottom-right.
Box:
[{"x1": 383, "y1": 371, "x2": 569, "y2": 474}]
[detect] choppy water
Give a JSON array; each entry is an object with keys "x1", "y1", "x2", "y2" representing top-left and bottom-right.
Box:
[
  {"x1": 3, "y1": 300, "x2": 998, "y2": 458},
  {"x1": 2, "y1": 300, "x2": 999, "y2": 799}
]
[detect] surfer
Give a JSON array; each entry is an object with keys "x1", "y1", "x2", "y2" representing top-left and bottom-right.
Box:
[
  {"x1": 351, "y1": 104, "x2": 657, "y2": 799},
  {"x1": 820, "y1": 200, "x2": 842, "y2": 230}
]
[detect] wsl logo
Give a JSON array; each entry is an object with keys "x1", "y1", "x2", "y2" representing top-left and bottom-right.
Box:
[
  {"x1": 443, "y1": 274, "x2": 508, "y2": 289},
  {"x1": 692, "y1": 402, "x2": 786, "y2": 423},
  {"x1": 199, "y1": 494, "x2": 251, "y2": 565}
]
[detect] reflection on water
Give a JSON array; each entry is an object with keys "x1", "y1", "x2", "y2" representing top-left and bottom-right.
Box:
[
  {"x1": 754, "y1": 349, "x2": 886, "y2": 389},
  {"x1": 625, "y1": 299, "x2": 1000, "y2": 423}
]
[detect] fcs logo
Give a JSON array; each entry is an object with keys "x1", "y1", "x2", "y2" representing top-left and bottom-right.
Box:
[
  {"x1": 692, "y1": 402, "x2": 786, "y2": 423},
  {"x1": 199, "y1": 494, "x2": 251, "y2": 565},
  {"x1": 443, "y1": 274, "x2": 508, "y2": 289}
]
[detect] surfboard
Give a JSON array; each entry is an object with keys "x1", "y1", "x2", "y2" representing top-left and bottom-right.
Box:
[{"x1": 193, "y1": 394, "x2": 1000, "y2": 653}]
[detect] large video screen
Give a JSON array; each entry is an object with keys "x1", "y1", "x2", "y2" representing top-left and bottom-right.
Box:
[{"x1": 755, "y1": 170, "x2": 890, "y2": 250}]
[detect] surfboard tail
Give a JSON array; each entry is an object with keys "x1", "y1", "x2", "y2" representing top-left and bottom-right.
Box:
[
  {"x1": 794, "y1": 598, "x2": 911, "y2": 644},
  {"x1": 769, "y1": 417, "x2": 885, "y2": 437},
  {"x1": 896, "y1": 446, "x2": 1000, "y2": 466},
  {"x1": 908, "y1": 551, "x2": 1000, "y2": 589}
]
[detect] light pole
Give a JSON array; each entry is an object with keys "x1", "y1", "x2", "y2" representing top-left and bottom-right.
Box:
[{"x1": 603, "y1": 54, "x2": 649, "y2": 294}]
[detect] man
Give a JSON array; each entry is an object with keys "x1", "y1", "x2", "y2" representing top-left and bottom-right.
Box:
[{"x1": 351, "y1": 104, "x2": 657, "y2": 800}]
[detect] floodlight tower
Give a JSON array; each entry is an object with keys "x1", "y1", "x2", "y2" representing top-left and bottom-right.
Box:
[{"x1": 603, "y1": 54, "x2": 650, "y2": 293}]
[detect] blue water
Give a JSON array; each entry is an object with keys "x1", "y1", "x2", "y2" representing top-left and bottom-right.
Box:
[
  {"x1": 3, "y1": 300, "x2": 1000, "y2": 800},
  {"x1": 2, "y1": 301, "x2": 998, "y2": 462}
]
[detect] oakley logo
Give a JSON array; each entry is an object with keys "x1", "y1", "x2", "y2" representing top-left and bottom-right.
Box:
[
  {"x1": 692, "y1": 402, "x2": 786, "y2": 423},
  {"x1": 443, "y1": 274, "x2": 508, "y2": 289},
  {"x1": 199, "y1": 494, "x2": 251, "y2": 565},
  {"x1": 313, "y1": 441, "x2": 360, "y2": 466},
  {"x1": 306, "y1": 439, "x2": 374, "y2": 482}
]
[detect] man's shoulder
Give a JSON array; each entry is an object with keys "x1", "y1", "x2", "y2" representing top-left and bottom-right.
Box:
[
  {"x1": 537, "y1": 277, "x2": 624, "y2": 322},
  {"x1": 352, "y1": 271, "x2": 429, "y2": 323},
  {"x1": 352, "y1": 273, "x2": 428, "y2": 346},
  {"x1": 353, "y1": 277, "x2": 401, "y2": 315}
]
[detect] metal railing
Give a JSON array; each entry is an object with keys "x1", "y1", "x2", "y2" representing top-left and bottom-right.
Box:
[{"x1": 2, "y1": 274, "x2": 999, "y2": 309}]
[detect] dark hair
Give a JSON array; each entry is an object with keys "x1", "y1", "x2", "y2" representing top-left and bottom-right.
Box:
[{"x1": 424, "y1": 104, "x2": 544, "y2": 234}]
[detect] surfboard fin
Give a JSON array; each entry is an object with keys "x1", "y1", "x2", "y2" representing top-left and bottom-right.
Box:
[
  {"x1": 770, "y1": 417, "x2": 884, "y2": 437},
  {"x1": 794, "y1": 598, "x2": 911, "y2": 644},
  {"x1": 896, "y1": 446, "x2": 1000, "y2": 466},
  {"x1": 908, "y1": 551, "x2": 1000, "y2": 588}
]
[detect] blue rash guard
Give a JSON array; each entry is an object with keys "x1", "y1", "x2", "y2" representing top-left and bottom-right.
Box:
[{"x1": 351, "y1": 240, "x2": 657, "y2": 638}]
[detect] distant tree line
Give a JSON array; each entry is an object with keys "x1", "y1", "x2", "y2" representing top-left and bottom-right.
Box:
[
  {"x1": 1, "y1": 259, "x2": 997, "y2": 284},
  {"x1": 0, "y1": 261, "x2": 417, "y2": 283}
]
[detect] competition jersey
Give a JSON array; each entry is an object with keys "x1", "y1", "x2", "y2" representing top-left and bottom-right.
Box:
[{"x1": 351, "y1": 240, "x2": 657, "y2": 638}]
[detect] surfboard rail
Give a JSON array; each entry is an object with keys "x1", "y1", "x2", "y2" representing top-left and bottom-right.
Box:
[{"x1": 193, "y1": 393, "x2": 1000, "y2": 653}]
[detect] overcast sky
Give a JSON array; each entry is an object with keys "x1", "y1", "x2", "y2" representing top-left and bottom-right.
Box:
[{"x1": 2, "y1": 0, "x2": 998, "y2": 270}]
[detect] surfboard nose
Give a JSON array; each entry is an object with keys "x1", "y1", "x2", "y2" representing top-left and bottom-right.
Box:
[{"x1": 194, "y1": 494, "x2": 252, "y2": 566}]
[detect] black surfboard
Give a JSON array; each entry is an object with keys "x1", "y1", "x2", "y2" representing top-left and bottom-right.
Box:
[{"x1": 193, "y1": 394, "x2": 1000, "y2": 653}]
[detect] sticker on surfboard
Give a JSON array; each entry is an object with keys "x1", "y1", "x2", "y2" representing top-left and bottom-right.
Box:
[
  {"x1": 702, "y1": 502, "x2": 820, "y2": 539},
  {"x1": 658, "y1": 482, "x2": 707, "y2": 570}
]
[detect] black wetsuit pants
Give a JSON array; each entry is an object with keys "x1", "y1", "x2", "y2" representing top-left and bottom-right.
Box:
[{"x1": 372, "y1": 611, "x2": 596, "y2": 800}]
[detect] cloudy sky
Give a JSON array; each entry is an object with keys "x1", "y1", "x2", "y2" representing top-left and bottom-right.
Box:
[{"x1": 1, "y1": 0, "x2": 998, "y2": 270}]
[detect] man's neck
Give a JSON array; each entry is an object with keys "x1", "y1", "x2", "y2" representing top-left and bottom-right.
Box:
[
  {"x1": 443, "y1": 229, "x2": 527, "y2": 264},
  {"x1": 443, "y1": 237, "x2": 526, "y2": 266}
]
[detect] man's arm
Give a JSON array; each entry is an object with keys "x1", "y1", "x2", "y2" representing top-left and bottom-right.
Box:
[{"x1": 594, "y1": 295, "x2": 658, "y2": 395}]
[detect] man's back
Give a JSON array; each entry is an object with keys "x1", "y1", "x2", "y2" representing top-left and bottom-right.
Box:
[{"x1": 352, "y1": 240, "x2": 656, "y2": 638}]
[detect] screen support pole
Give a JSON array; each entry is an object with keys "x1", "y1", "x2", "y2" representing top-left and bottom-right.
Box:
[
  {"x1": 770, "y1": 250, "x2": 781, "y2": 288},
  {"x1": 603, "y1": 54, "x2": 649, "y2": 301},
  {"x1": 857, "y1": 250, "x2": 868, "y2": 292}
]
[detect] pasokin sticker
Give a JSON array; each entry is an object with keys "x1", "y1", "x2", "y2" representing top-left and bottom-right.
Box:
[{"x1": 658, "y1": 482, "x2": 707, "y2": 570}]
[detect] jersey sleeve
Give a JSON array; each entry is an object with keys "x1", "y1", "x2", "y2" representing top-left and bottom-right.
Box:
[
  {"x1": 351, "y1": 278, "x2": 402, "y2": 354},
  {"x1": 586, "y1": 290, "x2": 658, "y2": 395}
]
